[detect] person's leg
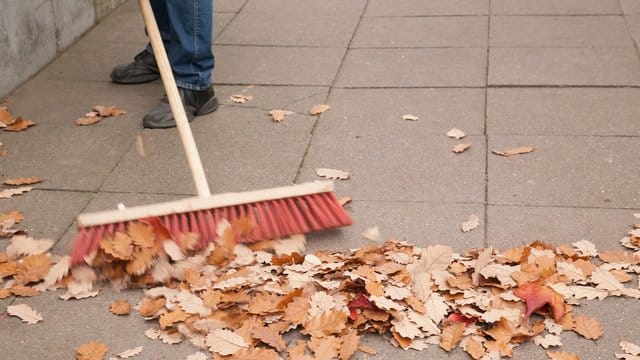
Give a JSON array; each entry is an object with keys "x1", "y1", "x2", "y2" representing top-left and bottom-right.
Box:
[{"x1": 143, "y1": 0, "x2": 217, "y2": 128}]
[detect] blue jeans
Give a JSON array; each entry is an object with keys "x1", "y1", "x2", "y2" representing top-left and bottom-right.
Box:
[{"x1": 146, "y1": 0, "x2": 214, "y2": 90}]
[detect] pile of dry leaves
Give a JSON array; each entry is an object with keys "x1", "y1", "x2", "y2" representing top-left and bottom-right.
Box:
[{"x1": 1, "y1": 218, "x2": 640, "y2": 360}]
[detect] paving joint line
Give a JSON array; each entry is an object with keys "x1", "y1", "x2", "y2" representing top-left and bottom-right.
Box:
[
  {"x1": 213, "y1": 0, "x2": 249, "y2": 42},
  {"x1": 483, "y1": 0, "x2": 492, "y2": 247},
  {"x1": 292, "y1": 0, "x2": 369, "y2": 184},
  {"x1": 617, "y1": 0, "x2": 640, "y2": 63}
]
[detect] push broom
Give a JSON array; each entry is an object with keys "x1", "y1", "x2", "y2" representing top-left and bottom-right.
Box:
[{"x1": 70, "y1": 0, "x2": 352, "y2": 265}]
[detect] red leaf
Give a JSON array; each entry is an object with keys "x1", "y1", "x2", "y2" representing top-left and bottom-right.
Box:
[
  {"x1": 142, "y1": 217, "x2": 172, "y2": 242},
  {"x1": 447, "y1": 312, "x2": 475, "y2": 326},
  {"x1": 514, "y1": 280, "x2": 566, "y2": 322}
]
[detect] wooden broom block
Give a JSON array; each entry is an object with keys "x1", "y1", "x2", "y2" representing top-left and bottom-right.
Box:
[{"x1": 77, "y1": 181, "x2": 335, "y2": 227}]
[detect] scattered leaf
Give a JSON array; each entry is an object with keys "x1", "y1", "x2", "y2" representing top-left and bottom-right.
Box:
[
  {"x1": 447, "y1": 128, "x2": 466, "y2": 139},
  {"x1": 547, "y1": 351, "x2": 580, "y2": 360},
  {"x1": 75, "y1": 116, "x2": 102, "y2": 126},
  {"x1": 118, "y1": 346, "x2": 143, "y2": 358},
  {"x1": 111, "y1": 300, "x2": 132, "y2": 315},
  {"x1": 492, "y1": 146, "x2": 535, "y2": 157},
  {"x1": 230, "y1": 94, "x2": 253, "y2": 103},
  {"x1": 0, "y1": 186, "x2": 34, "y2": 199},
  {"x1": 338, "y1": 196, "x2": 352, "y2": 206},
  {"x1": 0, "y1": 106, "x2": 12, "y2": 125},
  {"x1": 363, "y1": 226, "x2": 380, "y2": 242},
  {"x1": 268, "y1": 109, "x2": 294, "y2": 122},
  {"x1": 309, "y1": 104, "x2": 331, "y2": 115},
  {"x1": 4, "y1": 177, "x2": 44, "y2": 186},
  {"x1": 316, "y1": 168, "x2": 349, "y2": 180},
  {"x1": 7, "y1": 303, "x2": 43, "y2": 324},
  {"x1": 402, "y1": 114, "x2": 418, "y2": 121},
  {"x1": 461, "y1": 214, "x2": 480, "y2": 232},
  {"x1": 572, "y1": 315, "x2": 603, "y2": 340},
  {"x1": 621, "y1": 341, "x2": 640, "y2": 356},
  {"x1": 76, "y1": 341, "x2": 108, "y2": 360},
  {"x1": 453, "y1": 142, "x2": 471, "y2": 153},
  {"x1": 4, "y1": 117, "x2": 35, "y2": 132},
  {"x1": 93, "y1": 105, "x2": 127, "y2": 117}
]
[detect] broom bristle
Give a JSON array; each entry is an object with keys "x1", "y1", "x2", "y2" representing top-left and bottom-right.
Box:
[{"x1": 71, "y1": 192, "x2": 352, "y2": 265}]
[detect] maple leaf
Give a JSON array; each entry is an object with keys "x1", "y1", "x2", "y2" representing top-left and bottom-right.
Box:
[
  {"x1": 447, "y1": 127, "x2": 466, "y2": 139},
  {"x1": 461, "y1": 214, "x2": 480, "y2": 232},
  {"x1": 0, "y1": 186, "x2": 33, "y2": 199},
  {"x1": 4, "y1": 117, "x2": 35, "y2": 132},
  {"x1": 514, "y1": 280, "x2": 566, "y2": 322},
  {"x1": 309, "y1": 104, "x2": 331, "y2": 115},
  {"x1": 110, "y1": 300, "x2": 132, "y2": 315},
  {"x1": 547, "y1": 351, "x2": 581, "y2": 360},
  {"x1": 492, "y1": 146, "x2": 535, "y2": 157},
  {"x1": 251, "y1": 325, "x2": 286, "y2": 351},
  {"x1": 453, "y1": 142, "x2": 471, "y2": 153},
  {"x1": 572, "y1": 315, "x2": 603, "y2": 340},
  {"x1": 206, "y1": 329, "x2": 249, "y2": 356},
  {"x1": 7, "y1": 303, "x2": 43, "y2": 324},
  {"x1": 402, "y1": 114, "x2": 419, "y2": 121},
  {"x1": 3, "y1": 177, "x2": 44, "y2": 185},
  {"x1": 268, "y1": 109, "x2": 294, "y2": 122},
  {"x1": 316, "y1": 168, "x2": 350, "y2": 180},
  {"x1": 440, "y1": 322, "x2": 465, "y2": 351}
]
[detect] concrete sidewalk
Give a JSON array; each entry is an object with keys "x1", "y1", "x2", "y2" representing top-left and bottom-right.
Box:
[{"x1": 1, "y1": 0, "x2": 640, "y2": 358}]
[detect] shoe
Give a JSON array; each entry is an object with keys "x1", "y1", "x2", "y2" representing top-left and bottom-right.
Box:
[
  {"x1": 111, "y1": 50, "x2": 160, "y2": 84},
  {"x1": 143, "y1": 86, "x2": 218, "y2": 129}
]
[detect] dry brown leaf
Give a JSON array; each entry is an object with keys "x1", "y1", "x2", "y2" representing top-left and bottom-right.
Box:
[
  {"x1": 139, "y1": 297, "x2": 166, "y2": 317},
  {"x1": 547, "y1": 351, "x2": 580, "y2": 360},
  {"x1": 339, "y1": 330, "x2": 361, "y2": 360},
  {"x1": 453, "y1": 142, "x2": 471, "y2": 154},
  {"x1": 3, "y1": 177, "x2": 44, "y2": 186},
  {"x1": 185, "y1": 353, "x2": 208, "y2": 360},
  {"x1": 462, "y1": 336, "x2": 486, "y2": 359},
  {"x1": 0, "y1": 260, "x2": 18, "y2": 278},
  {"x1": 251, "y1": 325, "x2": 286, "y2": 351},
  {"x1": 309, "y1": 336, "x2": 341, "y2": 360},
  {"x1": 0, "y1": 186, "x2": 34, "y2": 199},
  {"x1": 76, "y1": 341, "x2": 108, "y2": 360},
  {"x1": 447, "y1": 127, "x2": 466, "y2": 139},
  {"x1": 338, "y1": 196, "x2": 352, "y2": 206},
  {"x1": 9, "y1": 284, "x2": 40, "y2": 297},
  {"x1": 159, "y1": 307, "x2": 189, "y2": 329},
  {"x1": 0, "y1": 288, "x2": 11, "y2": 299},
  {"x1": 303, "y1": 311, "x2": 347, "y2": 338},
  {"x1": 100, "y1": 232, "x2": 134, "y2": 261},
  {"x1": 75, "y1": 115, "x2": 102, "y2": 126},
  {"x1": 621, "y1": 341, "x2": 640, "y2": 356},
  {"x1": 93, "y1": 105, "x2": 127, "y2": 117},
  {"x1": 572, "y1": 315, "x2": 603, "y2": 340},
  {"x1": 7, "y1": 303, "x2": 43, "y2": 324},
  {"x1": 461, "y1": 214, "x2": 480, "y2": 232},
  {"x1": 15, "y1": 254, "x2": 51, "y2": 284},
  {"x1": 0, "y1": 106, "x2": 12, "y2": 125},
  {"x1": 118, "y1": 346, "x2": 143, "y2": 359},
  {"x1": 316, "y1": 168, "x2": 349, "y2": 180},
  {"x1": 229, "y1": 94, "x2": 253, "y2": 103},
  {"x1": 268, "y1": 109, "x2": 294, "y2": 122},
  {"x1": 284, "y1": 296, "x2": 311, "y2": 325},
  {"x1": 4, "y1": 117, "x2": 35, "y2": 132},
  {"x1": 358, "y1": 344, "x2": 377, "y2": 355},
  {"x1": 440, "y1": 322, "x2": 465, "y2": 351},
  {"x1": 6, "y1": 235, "x2": 54, "y2": 257},
  {"x1": 110, "y1": 300, "x2": 132, "y2": 315},
  {"x1": 402, "y1": 114, "x2": 419, "y2": 121},
  {"x1": 492, "y1": 146, "x2": 535, "y2": 157},
  {"x1": 309, "y1": 104, "x2": 331, "y2": 115},
  {"x1": 534, "y1": 334, "x2": 562, "y2": 349},
  {"x1": 206, "y1": 329, "x2": 249, "y2": 356}
]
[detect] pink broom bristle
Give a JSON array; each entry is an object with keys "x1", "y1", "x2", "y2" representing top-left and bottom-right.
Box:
[{"x1": 71, "y1": 192, "x2": 352, "y2": 265}]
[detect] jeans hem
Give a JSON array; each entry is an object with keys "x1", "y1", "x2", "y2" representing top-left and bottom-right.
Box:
[{"x1": 177, "y1": 81, "x2": 211, "y2": 91}]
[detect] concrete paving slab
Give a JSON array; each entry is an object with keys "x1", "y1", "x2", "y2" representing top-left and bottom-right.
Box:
[
  {"x1": 488, "y1": 135, "x2": 640, "y2": 208},
  {"x1": 491, "y1": 0, "x2": 621, "y2": 15},
  {"x1": 37, "y1": 40, "x2": 143, "y2": 82},
  {"x1": 213, "y1": 46, "x2": 345, "y2": 85},
  {"x1": 307, "y1": 200, "x2": 485, "y2": 254},
  {"x1": 0, "y1": 190, "x2": 91, "y2": 243},
  {"x1": 621, "y1": 0, "x2": 640, "y2": 14},
  {"x1": 298, "y1": 133, "x2": 486, "y2": 203},
  {"x1": 489, "y1": 47, "x2": 640, "y2": 86},
  {"x1": 213, "y1": 12, "x2": 236, "y2": 40},
  {"x1": 487, "y1": 205, "x2": 637, "y2": 249},
  {"x1": 0, "y1": 79, "x2": 162, "y2": 192},
  {"x1": 365, "y1": 0, "x2": 489, "y2": 16},
  {"x1": 0, "y1": 288, "x2": 197, "y2": 359},
  {"x1": 215, "y1": 0, "x2": 248, "y2": 13},
  {"x1": 54, "y1": 192, "x2": 183, "y2": 255},
  {"x1": 625, "y1": 15, "x2": 640, "y2": 46},
  {"x1": 487, "y1": 88, "x2": 640, "y2": 136},
  {"x1": 216, "y1": 13, "x2": 359, "y2": 47},
  {"x1": 321, "y1": 88, "x2": 486, "y2": 136},
  {"x1": 490, "y1": 16, "x2": 633, "y2": 48},
  {"x1": 101, "y1": 106, "x2": 314, "y2": 194},
  {"x1": 352, "y1": 16, "x2": 488, "y2": 48},
  {"x1": 335, "y1": 48, "x2": 487, "y2": 87},
  {"x1": 214, "y1": 85, "x2": 329, "y2": 113},
  {"x1": 242, "y1": 0, "x2": 365, "y2": 17}
]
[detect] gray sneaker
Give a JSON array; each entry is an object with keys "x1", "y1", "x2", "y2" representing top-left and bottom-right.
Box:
[{"x1": 143, "y1": 86, "x2": 218, "y2": 129}]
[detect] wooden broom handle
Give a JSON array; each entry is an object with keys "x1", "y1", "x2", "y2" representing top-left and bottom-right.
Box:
[{"x1": 138, "y1": 0, "x2": 212, "y2": 197}]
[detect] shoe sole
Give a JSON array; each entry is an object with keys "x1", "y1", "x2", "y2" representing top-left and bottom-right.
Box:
[{"x1": 111, "y1": 73, "x2": 160, "y2": 85}]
